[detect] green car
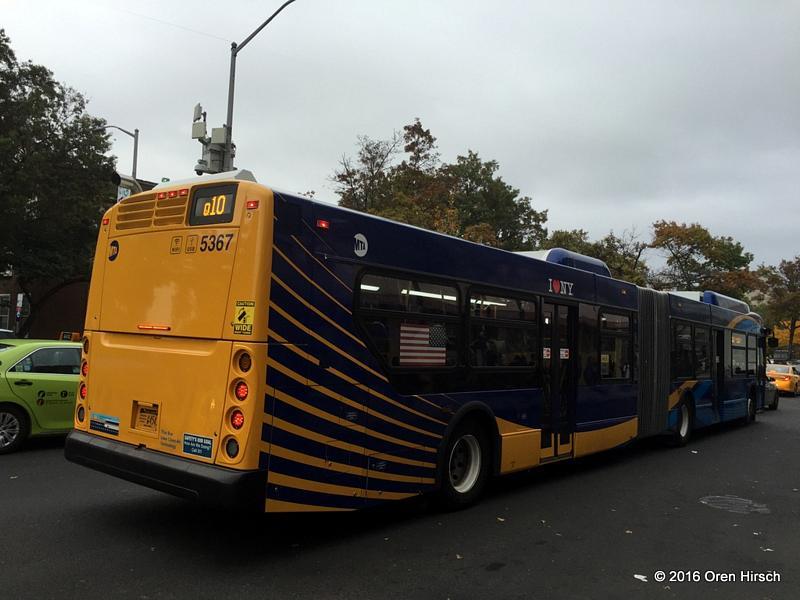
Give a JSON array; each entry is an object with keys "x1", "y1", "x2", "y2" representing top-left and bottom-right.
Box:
[{"x1": 0, "y1": 339, "x2": 81, "y2": 454}]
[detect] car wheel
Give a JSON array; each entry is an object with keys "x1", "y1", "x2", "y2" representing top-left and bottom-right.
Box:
[
  {"x1": 668, "y1": 400, "x2": 693, "y2": 447},
  {"x1": 0, "y1": 404, "x2": 30, "y2": 455},
  {"x1": 772, "y1": 396, "x2": 780, "y2": 411},
  {"x1": 436, "y1": 419, "x2": 491, "y2": 510}
]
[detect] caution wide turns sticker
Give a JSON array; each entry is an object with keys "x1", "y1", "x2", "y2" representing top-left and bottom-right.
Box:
[{"x1": 233, "y1": 300, "x2": 255, "y2": 335}]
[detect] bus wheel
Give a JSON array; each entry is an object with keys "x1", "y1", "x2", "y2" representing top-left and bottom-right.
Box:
[
  {"x1": 0, "y1": 404, "x2": 29, "y2": 455},
  {"x1": 437, "y1": 420, "x2": 490, "y2": 510},
  {"x1": 669, "y1": 401, "x2": 692, "y2": 447},
  {"x1": 744, "y1": 395, "x2": 756, "y2": 424}
]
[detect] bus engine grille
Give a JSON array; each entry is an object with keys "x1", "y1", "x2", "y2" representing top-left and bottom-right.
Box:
[{"x1": 115, "y1": 194, "x2": 188, "y2": 230}]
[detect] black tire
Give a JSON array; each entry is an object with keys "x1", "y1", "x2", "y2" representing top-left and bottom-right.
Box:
[
  {"x1": 668, "y1": 399, "x2": 693, "y2": 447},
  {"x1": 0, "y1": 404, "x2": 30, "y2": 455},
  {"x1": 771, "y1": 396, "x2": 780, "y2": 411},
  {"x1": 436, "y1": 419, "x2": 491, "y2": 510},
  {"x1": 743, "y1": 394, "x2": 756, "y2": 425}
]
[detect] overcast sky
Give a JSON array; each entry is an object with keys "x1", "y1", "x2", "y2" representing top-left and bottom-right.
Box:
[{"x1": 4, "y1": 0, "x2": 799, "y2": 267}]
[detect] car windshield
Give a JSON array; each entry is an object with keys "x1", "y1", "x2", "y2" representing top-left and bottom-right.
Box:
[{"x1": 769, "y1": 365, "x2": 790, "y2": 373}]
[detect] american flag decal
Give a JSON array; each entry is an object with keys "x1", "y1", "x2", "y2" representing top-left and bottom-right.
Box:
[{"x1": 399, "y1": 322, "x2": 448, "y2": 366}]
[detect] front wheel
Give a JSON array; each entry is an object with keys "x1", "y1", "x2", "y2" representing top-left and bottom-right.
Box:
[
  {"x1": 437, "y1": 421, "x2": 491, "y2": 510},
  {"x1": 0, "y1": 405, "x2": 30, "y2": 455}
]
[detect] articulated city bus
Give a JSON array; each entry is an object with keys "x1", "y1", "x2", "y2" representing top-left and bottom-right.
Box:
[{"x1": 65, "y1": 170, "x2": 769, "y2": 511}]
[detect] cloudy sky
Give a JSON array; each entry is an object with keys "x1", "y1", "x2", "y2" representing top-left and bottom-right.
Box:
[{"x1": 4, "y1": 0, "x2": 799, "y2": 266}]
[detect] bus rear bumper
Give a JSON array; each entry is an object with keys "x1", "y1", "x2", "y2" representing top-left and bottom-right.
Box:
[{"x1": 65, "y1": 430, "x2": 266, "y2": 511}]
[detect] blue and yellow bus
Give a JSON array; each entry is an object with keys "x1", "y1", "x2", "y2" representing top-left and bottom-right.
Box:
[{"x1": 65, "y1": 171, "x2": 769, "y2": 511}]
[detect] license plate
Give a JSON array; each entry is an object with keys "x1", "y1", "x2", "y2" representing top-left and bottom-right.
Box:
[{"x1": 134, "y1": 402, "x2": 159, "y2": 433}]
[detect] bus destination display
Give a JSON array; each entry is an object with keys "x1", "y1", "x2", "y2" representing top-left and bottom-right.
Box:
[{"x1": 189, "y1": 184, "x2": 237, "y2": 225}]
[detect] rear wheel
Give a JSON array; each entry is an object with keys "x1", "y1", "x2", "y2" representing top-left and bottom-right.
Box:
[
  {"x1": 744, "y1": 395, "x2": 756, "y2": 424},
  {"x1": 437, "y1": 420, "x2": 491, "y2": 510},
  {"x1": 771, "y1": 396, "x2": 780, "y2": 411},
  {"x1": 0, "y1": 405, "x2": 29, "y2": 455},
  {"x1": 669, "y1": 400, "x2": 693, "y2": 447}
]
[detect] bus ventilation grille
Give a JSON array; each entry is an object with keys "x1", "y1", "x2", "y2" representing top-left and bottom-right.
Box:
[{"x1": 115, "y1": 194, "x2": 188, "y2": 230}]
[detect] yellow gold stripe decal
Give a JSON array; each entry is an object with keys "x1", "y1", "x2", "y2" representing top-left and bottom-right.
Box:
[
  {"x1": 291, "y1": 234, "x2": 351, "y2": 292},
  {"x1": 272, "y1": 385, "x2": 436, "y2": 453},
  {"x1": 325, "y1": 365, "x2": 448, "y2": 428},
  {"x1": 268, "y1": 357, "x2": 441, "y2": 440},
  {"x1": 268, "y1": 415, "x2": 436, "y2": 469},
  {"x1": 270, "y1": 301, "x2": 387, "y2": 382},
  {"x1": 573, "y1": 417, "x2": 639, "y2": 458},
  {"x1": 267, "y1": 443, "x2": 434, "y2": 485},
  {"x1": 266, "y1": 499, "x2": 353, "y2": 513},
  {"x1": 272, "y1": 273, "x2": 366, "y2": 348},
  {"x1": 267, "y1": 329, "x2": 320, "y2": 366},
  {"x1": 268, "y1": 471, "x2": 417, "y2": 501},
  {"x1": 274, "y1": 246, "x2": 352, "y2": 315},
  {"x1": 668, "y1": 380, "x2": 697, "y2": 409}
]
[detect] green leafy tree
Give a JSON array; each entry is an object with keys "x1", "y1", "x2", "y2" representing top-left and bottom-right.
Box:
[
  {"x1": 539, "y1": 228, "x2": 649, "y2": 285},
  {"x1": 332, "y1": 119, "x2": 547, "y2": 250},
  {"x1": 0, "y1": 29, "x2": 115, "y2": 335},
  {"x1": 649, "y1": 221, "x2": 758, "y2": 297}
]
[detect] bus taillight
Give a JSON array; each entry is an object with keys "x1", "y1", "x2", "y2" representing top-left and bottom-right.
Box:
[
  {"x1": 79, "y1": 383, "x2": 88, "y2": 400},
  {"x1": 81, "y1": 361, "x2": 89, "y2": 377},
  {"x1": 231, "y1": 409, "x2": 245, "y2": 430},
  {"x1": 76, "y1": 405, "x2": 85, "y2": 423},
  {"x1": 237, "y1": 352, "x2": 252, "y2": 373},
  {"x1": 224, "y1": 437, "x2": 240, "y2": 458},
  {"x1": 234, "y1": 381, "x2": 249, "y2": 401},
  {"x1": 82, "y1": 337, "x2": 89, "y2": 354}
]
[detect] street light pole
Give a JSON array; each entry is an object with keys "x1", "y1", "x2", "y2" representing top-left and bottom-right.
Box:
[
  {"x1": 223, "y1": 0, "x2": 297, "y2": 171},
  {"x1": 104, "y1": 125, "x2": 139, "y2": 179}
]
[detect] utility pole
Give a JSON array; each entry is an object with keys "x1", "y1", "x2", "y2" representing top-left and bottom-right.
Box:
[{"x1": 193, "y1": 0, "x2": 297, "y2": 175}]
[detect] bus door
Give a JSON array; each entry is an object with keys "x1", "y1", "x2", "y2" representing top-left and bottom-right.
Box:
[
  {"x1": 540, "y1": 302, "x2": 577, "y2": 461},
  {"x1": 713, "y1": 329, "x2": 725, "y2": 414}
]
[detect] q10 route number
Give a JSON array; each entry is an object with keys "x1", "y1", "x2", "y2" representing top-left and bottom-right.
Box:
[
  {"x1": 199, "y1": 233, "x2": 233, "y2": 252},
  {"x1": 202, "y1": 194, "x2": 228, "y2": 217}
]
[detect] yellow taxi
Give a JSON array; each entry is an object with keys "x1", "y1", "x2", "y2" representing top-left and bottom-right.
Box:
[{"x1": 766, "y1": 363, "x2": 800, "y2": 395}]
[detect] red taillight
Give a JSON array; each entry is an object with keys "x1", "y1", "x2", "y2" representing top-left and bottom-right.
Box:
[
  {"x1": 157, "y1": 192, "x2": 167, "y2": 200},
  {"x1": 79, "y1": 383, "x2": 87, "y2": 400},
  {"x1": 238, "y1": 352, "x2": 252, "y2": 373},
  {"x1": 82, "y1": 337, "x2": 89, "y2": 354},
  {"x1": 102, "y1": 217, "x2": 109, "y2": 225},
  {"x1": 782, "y1": 376, "x2": 791, "y2": 381},
  {"x1": 246, "y1": 200, "x2": 259, "y2": 209},
  {"x1": 316, "y1": 219, "x2": 330, "y2": 230},
  {"x1": 81, "y1": 362, "x2": 89, "y2": 377},
  {"x1": 179, "y1": 188, "x2": 189, "y2": 196},
  {"x1": 231, "y1": 409, "x2": 245, "y2": 430},
  {"x1": 168, "y1": 190, "x2": 178, "y2": 198},
  {"x1": 235, "y1": 381, "x2": 249, "y2": 401}
]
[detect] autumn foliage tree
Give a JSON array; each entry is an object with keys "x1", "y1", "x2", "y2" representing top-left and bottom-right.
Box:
[
  {"x1": 753, "y1": 257, "x2": 800, "y2": 359},
  {"x1": 648, "y1": 221, "x2": 758, "y2": 298},
  {"x1": 333, "y1": 119, "x2": 548, "y2": 250}
]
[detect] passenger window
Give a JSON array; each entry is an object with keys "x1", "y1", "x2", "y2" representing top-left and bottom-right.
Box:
[
  {"x1": 600, "y1": 311, "x2": 632, "y2": 380},
  {"x1": 672, "y1": 323, "x2": 694, "y2": 379},
  {"x1": 359, "y1": 274, "x2": 459, "y2": 316},
  {"x1": 694, "y1": 327, "x2": 711, "y2": 378},
  {"x1": 731, "y1": 333, "x2": 747, "y2": 376},
  {"x1": 12, "y1": 347, "x2": 80, "y2": 375}
]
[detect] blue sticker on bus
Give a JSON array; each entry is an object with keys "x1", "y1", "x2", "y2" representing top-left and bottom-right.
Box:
[
  {"x1": 182, "y1": 433, "x2": 213, "y2": 458},
  {"x1": 89, "y1": 412, "x2": 120, "y2": 436}
]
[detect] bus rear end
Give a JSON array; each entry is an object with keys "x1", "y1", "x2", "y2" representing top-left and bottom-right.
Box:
[{"x1": 65, "y1": 173, "x2": 273, "y2": 510}]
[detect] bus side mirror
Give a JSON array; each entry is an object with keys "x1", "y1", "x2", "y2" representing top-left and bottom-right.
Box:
[{"x1": 768, "y1": 337, "x2": 779, "y2": 348}]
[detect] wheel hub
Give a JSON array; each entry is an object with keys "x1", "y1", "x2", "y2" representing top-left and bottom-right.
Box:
[
  {"x1": 0, "y1": 412, "x2": 21, "y2": 449},
  {"x1": 448, "y1": 434, "x2": 481, "y2": 494}
]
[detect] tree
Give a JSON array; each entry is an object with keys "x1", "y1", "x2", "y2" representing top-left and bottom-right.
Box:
[
  {"x1": 538, "y1": 228, "x2": 649, "y2": 285},
  {"x1": 649, "y1": 221, "x2": 758, "y2": 297},
  {"x1": 754, "y1": 257, "x2": 800, "y2": 359},
  {"x1": 332, "y1": 119, "x2": 547, "y2": 250},
  {"x1": 0, "y1": 29, "x2": 115, "y2": 335}
]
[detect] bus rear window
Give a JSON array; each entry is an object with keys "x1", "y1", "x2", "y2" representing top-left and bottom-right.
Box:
[{"x1": 189, "y1": 184, "x2": 237, "y2": 225}]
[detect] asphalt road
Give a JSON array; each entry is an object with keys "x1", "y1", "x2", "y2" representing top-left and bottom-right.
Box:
[{"x1": 2, "y1": 398, "x2": 799, "y2": 600}]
